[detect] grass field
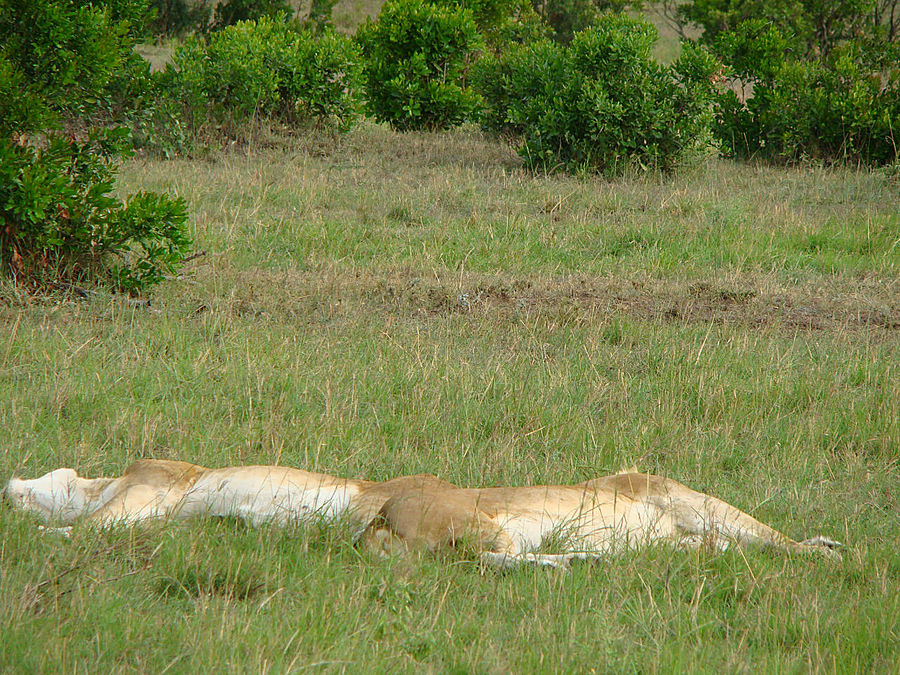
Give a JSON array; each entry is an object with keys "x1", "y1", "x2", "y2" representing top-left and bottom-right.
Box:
[{"x1": 2, "y1": 112, "x2": 900, "y2": 671}]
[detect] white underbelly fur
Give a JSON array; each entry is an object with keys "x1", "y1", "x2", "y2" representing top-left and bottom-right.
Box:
[
  {"x1": 180, "y1": 469, "x2": 359, "y2": 525},
  {"x1": 498, "y1": 499, "x2": 676, "y2": 555}
]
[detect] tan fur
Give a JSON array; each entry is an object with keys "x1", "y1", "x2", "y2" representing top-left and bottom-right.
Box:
[
  {"x1": 3, "y1": 461, "x2": 840, "y2": 568},
  {"x1": 361, "y1": 472, "x2": 841, "y2": 567}
]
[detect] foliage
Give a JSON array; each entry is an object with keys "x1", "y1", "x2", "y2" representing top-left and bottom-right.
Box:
[
  {"x1": 530, "y1": 0, "x2": 640, "y2": 43},
  {"x1": 0, "y1": 0, "x2": 134, "y2": 121},
  {"x1": 209, "y1": 0, "x2": 294, "y2": 31},
  {"x1": 0, "y1": 0, "x2": 164, "y2": 135},
  {"x1": 470, "y1": 39, "x2": 565, "y2": 136},
  {"x1": 656, "y1": 1, "x2": 899, "y2": 165},
  {"x1": 432, "y1": 0, "x2": 545, "y2": 44},
  {"x1": 147, "y1": 0, "x2": 338, "y2": 38},
  {"x1": 474, "y1": 14, "x2": 721, "y2": 174},
  {"x1": 714, "y1": 20, "x2": 900, "y2": 164},
  {"x1": 308, "y1": 0, "x2": 340, "y2": 32},
  {"x1": 0, "y1": 130, "x2": 190, "y2": 293},
  {"x1": 148, "y1": 0, "x2": 212, "y2": 38},
  {"x1": 0, "y1": 59, "x2": 52, "y2": 139},
  {"x1": 81, "y1": 0, "x2": 154, "y2": 38},
  {"x1": 356, "y1": 0, "x2": 483, "y2": 131},
  {"x1": 676, "y1": 0, "x2": 898, "y2": 55},
  {"x1": 168, "y1": 15, "x2": 362, "y2": 131},
  {"x1": 0, "y1": 0, "x2": 193, "y2": 293}
]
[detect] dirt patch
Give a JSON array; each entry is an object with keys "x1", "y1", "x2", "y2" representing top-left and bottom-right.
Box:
[
  {"x1": 362, "y1": 269, "x2": 900, "y2": 332},
  {"x1": 184, "y1": 265, "x2": 900, "y2": 334}
]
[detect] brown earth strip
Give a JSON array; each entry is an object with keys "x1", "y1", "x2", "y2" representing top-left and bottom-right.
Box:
[
  {"x1": 6, "y1": 264, "x2": 896, "y2": 333},
  {"x1": 188, "y1": 265, "x2": 900, "y2": 334}
]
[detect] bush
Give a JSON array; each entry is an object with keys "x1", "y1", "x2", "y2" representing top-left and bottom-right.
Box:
[
  {"x1": 677, "y1": 0, "x2": 896, "y2": 56},
  {"x1": 0, "y1": 0, "x2": 133, "y2": 120},
  {"x1": 87, "y1": 0, "x2": 154, "y2": 38},
  {"x1": 209, "y1": 0, "x2": 294, "y2": 31},
  {"x1": 530, "y1": 0, "x2": 639, "y2": 43},
  {"x1": 714, "y1": 20, "x2": 900, "y2": 164},
  {"x1": 308, "y1": 0, "x2": 340, "y2": 32},
  {"x1": 147, "y1": 0, "x2": 337, "y2": 39},
  {"x1": 437, "y1": 0, "x2": 545, "y2": 44},
  {"x1": 0, "y1": 129, "x2": 191, "y2": 293},
  {"x1": 470, "y1": 39, "x2": 566, "y2": 136},
  {"x1": 148, "y1": 0, "x2": 212, "y2": 38},
  {"x1": 474, "y1": 14, "x2": 721, "y2": 174},
  {"x1": 169, "y1": 16, "x2": 363, "y2": 131},
  {"x1": 1, "y1": 0, "x2": 193, "y2": 294},
  {"x1": 356, "y1": 0, "x2": 483, "y2": 131}
]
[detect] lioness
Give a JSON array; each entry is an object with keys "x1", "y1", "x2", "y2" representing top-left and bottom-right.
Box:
[{"x1": 3, "y1": 460, "x2": 840, "y2": 568}]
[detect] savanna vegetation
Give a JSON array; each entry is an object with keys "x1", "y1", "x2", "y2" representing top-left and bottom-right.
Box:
[{"x1": 1, "y1": 0, "x2": 898, "y2": 671}]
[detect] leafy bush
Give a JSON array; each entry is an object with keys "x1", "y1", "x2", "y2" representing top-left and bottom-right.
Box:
[
  {"x1": 169, "y1": 16, "x2": 363, "y2": 130},
  {"x1": 0, "y1": 131, "x2": 190, "y2": 293},
  {"x1": 209, "y1": 0, "x2": 294, "y2": 31},
  {"x1": 432, "y1": 0, "x2": 544, "y2": 44},
  {"x1": 308, "y1": 0, "x2": 340, "y2": 32},
  {"x1": 148, "y1": 0, "x2": 212, "y2": 38},
  {"x1": 474, "y1": 14, "x2": 721, "y2": 174},
  {"x1": 470, "y1": 39, "x2": 565, "y2": 136},
  {"x1": 0, "y1": 0, "x2": 134, "y2": 120},
  {"x1": 676, "y1": 0, "x2": 896, "y2": 56},
  {"x1": 714, "y1": 20, "x2": 900, "y2": 164},
  {"x1": 356, "y1": 0, "x2": 483, "y2": 131},
  {"x1": 148, "y1": 0, "x2": 336, "y2": 38},
  {"x1": 86, "y1": 0, "x2": 154, "y2": 38},
  {"x1": 0, "y1": 59, "x2": 52, "y2": 138},
  {"x1": 530, "y1": 0, "x2": 639, "y2": 43},
  {"x1": 665, "y1": 1, "x2": 899, "y2": 165},
  {"x1": 1, "y1": 0, "x2": 193, "y2": 293}
]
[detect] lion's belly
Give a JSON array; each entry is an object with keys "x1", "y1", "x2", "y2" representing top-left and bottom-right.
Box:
[
  {"x1": 496, "y1": 497, "x2": 677, "y2": 555},
  {"x1": 179, "y1": 467, "x2": 359, "y2": 525}
]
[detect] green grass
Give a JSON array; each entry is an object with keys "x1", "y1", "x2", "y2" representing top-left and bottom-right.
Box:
[{"x1": 2, "y1": 121, "x2": 899, "y2": 671}]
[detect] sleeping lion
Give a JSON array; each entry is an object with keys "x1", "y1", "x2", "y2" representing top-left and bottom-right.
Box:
[{"x1": 3, "y1": 459, "x2": 841, "y2": 568}]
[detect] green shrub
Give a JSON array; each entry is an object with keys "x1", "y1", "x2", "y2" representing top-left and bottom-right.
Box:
[
  {"x1": 0, "y1": 130, "x2": 191, "y2": 293},
  {"x1": 169, "y1": 16, "x2": 363, "y2": 130},
  {"x1": 1, "y1": 0, "x2": 193, "y2": 294},
  {"x1": 356, "y1": 0, "x2": 483, "y2": 131},
  {"x1": 83, "y1": 0, "x2": 154, "y2": 38},
  {"x1": 470, "y1": 39, "x2": 565, "y2": 136},
  {"x1": 0, "y1": 0, "x2": 133, "y2": 120},
  {"x1": 308, "y1": 0, "x2": 340, "y2": 32},
  {"x1": 474, "y1": 14, "x2": 721, "y2": 174},
  {"x1": 435, "y1": 0, "x2": 544, "y2": 44},
  {"x1": 148, "y1": 0, "x2": 212, "y2": 38},
  {"x1": 147, "y1": 0, "x2": 334, "y2": 39},
  {"x1": 463, "y1": 0, "x2": 549, "y2": 45},
  {"x1": 209, "y1": 0, "x2": 294, "y2": 31},
  {"x1": 531, "y1": 0, "x2": 639, "y2": 43},
  {"x1": 677, "y1": 0, "x2": 894, "y2": 56},
  {"x1": 0, "y1": 59, "x2": 51, "y2": 138},
  {"x1": 714, "y1": 20, "x2": 900, "y2": 164}
]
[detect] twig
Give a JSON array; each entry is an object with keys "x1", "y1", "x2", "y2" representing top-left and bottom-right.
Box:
[
  {"x1": 48, "y1": 281, "x2": 152, "y2": 308},
  {"x1": 182, "y1": 250, "x2": 207, "y2": 264},
  {"x1": 32, "y1": 562, "x2": 85, "y2": 593},
  {"x1": 48, "y1": 281, "x2": 95, "y2": 298}
]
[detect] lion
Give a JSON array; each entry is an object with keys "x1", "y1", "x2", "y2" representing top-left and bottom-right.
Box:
[{"x1": 3, "y1": 460, "x2": 841, "y2": 568}]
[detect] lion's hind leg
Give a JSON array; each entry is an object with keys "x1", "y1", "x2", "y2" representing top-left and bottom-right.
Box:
[{"x1": 660, "y1": 483, "x2": 842, "y2": 559}]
